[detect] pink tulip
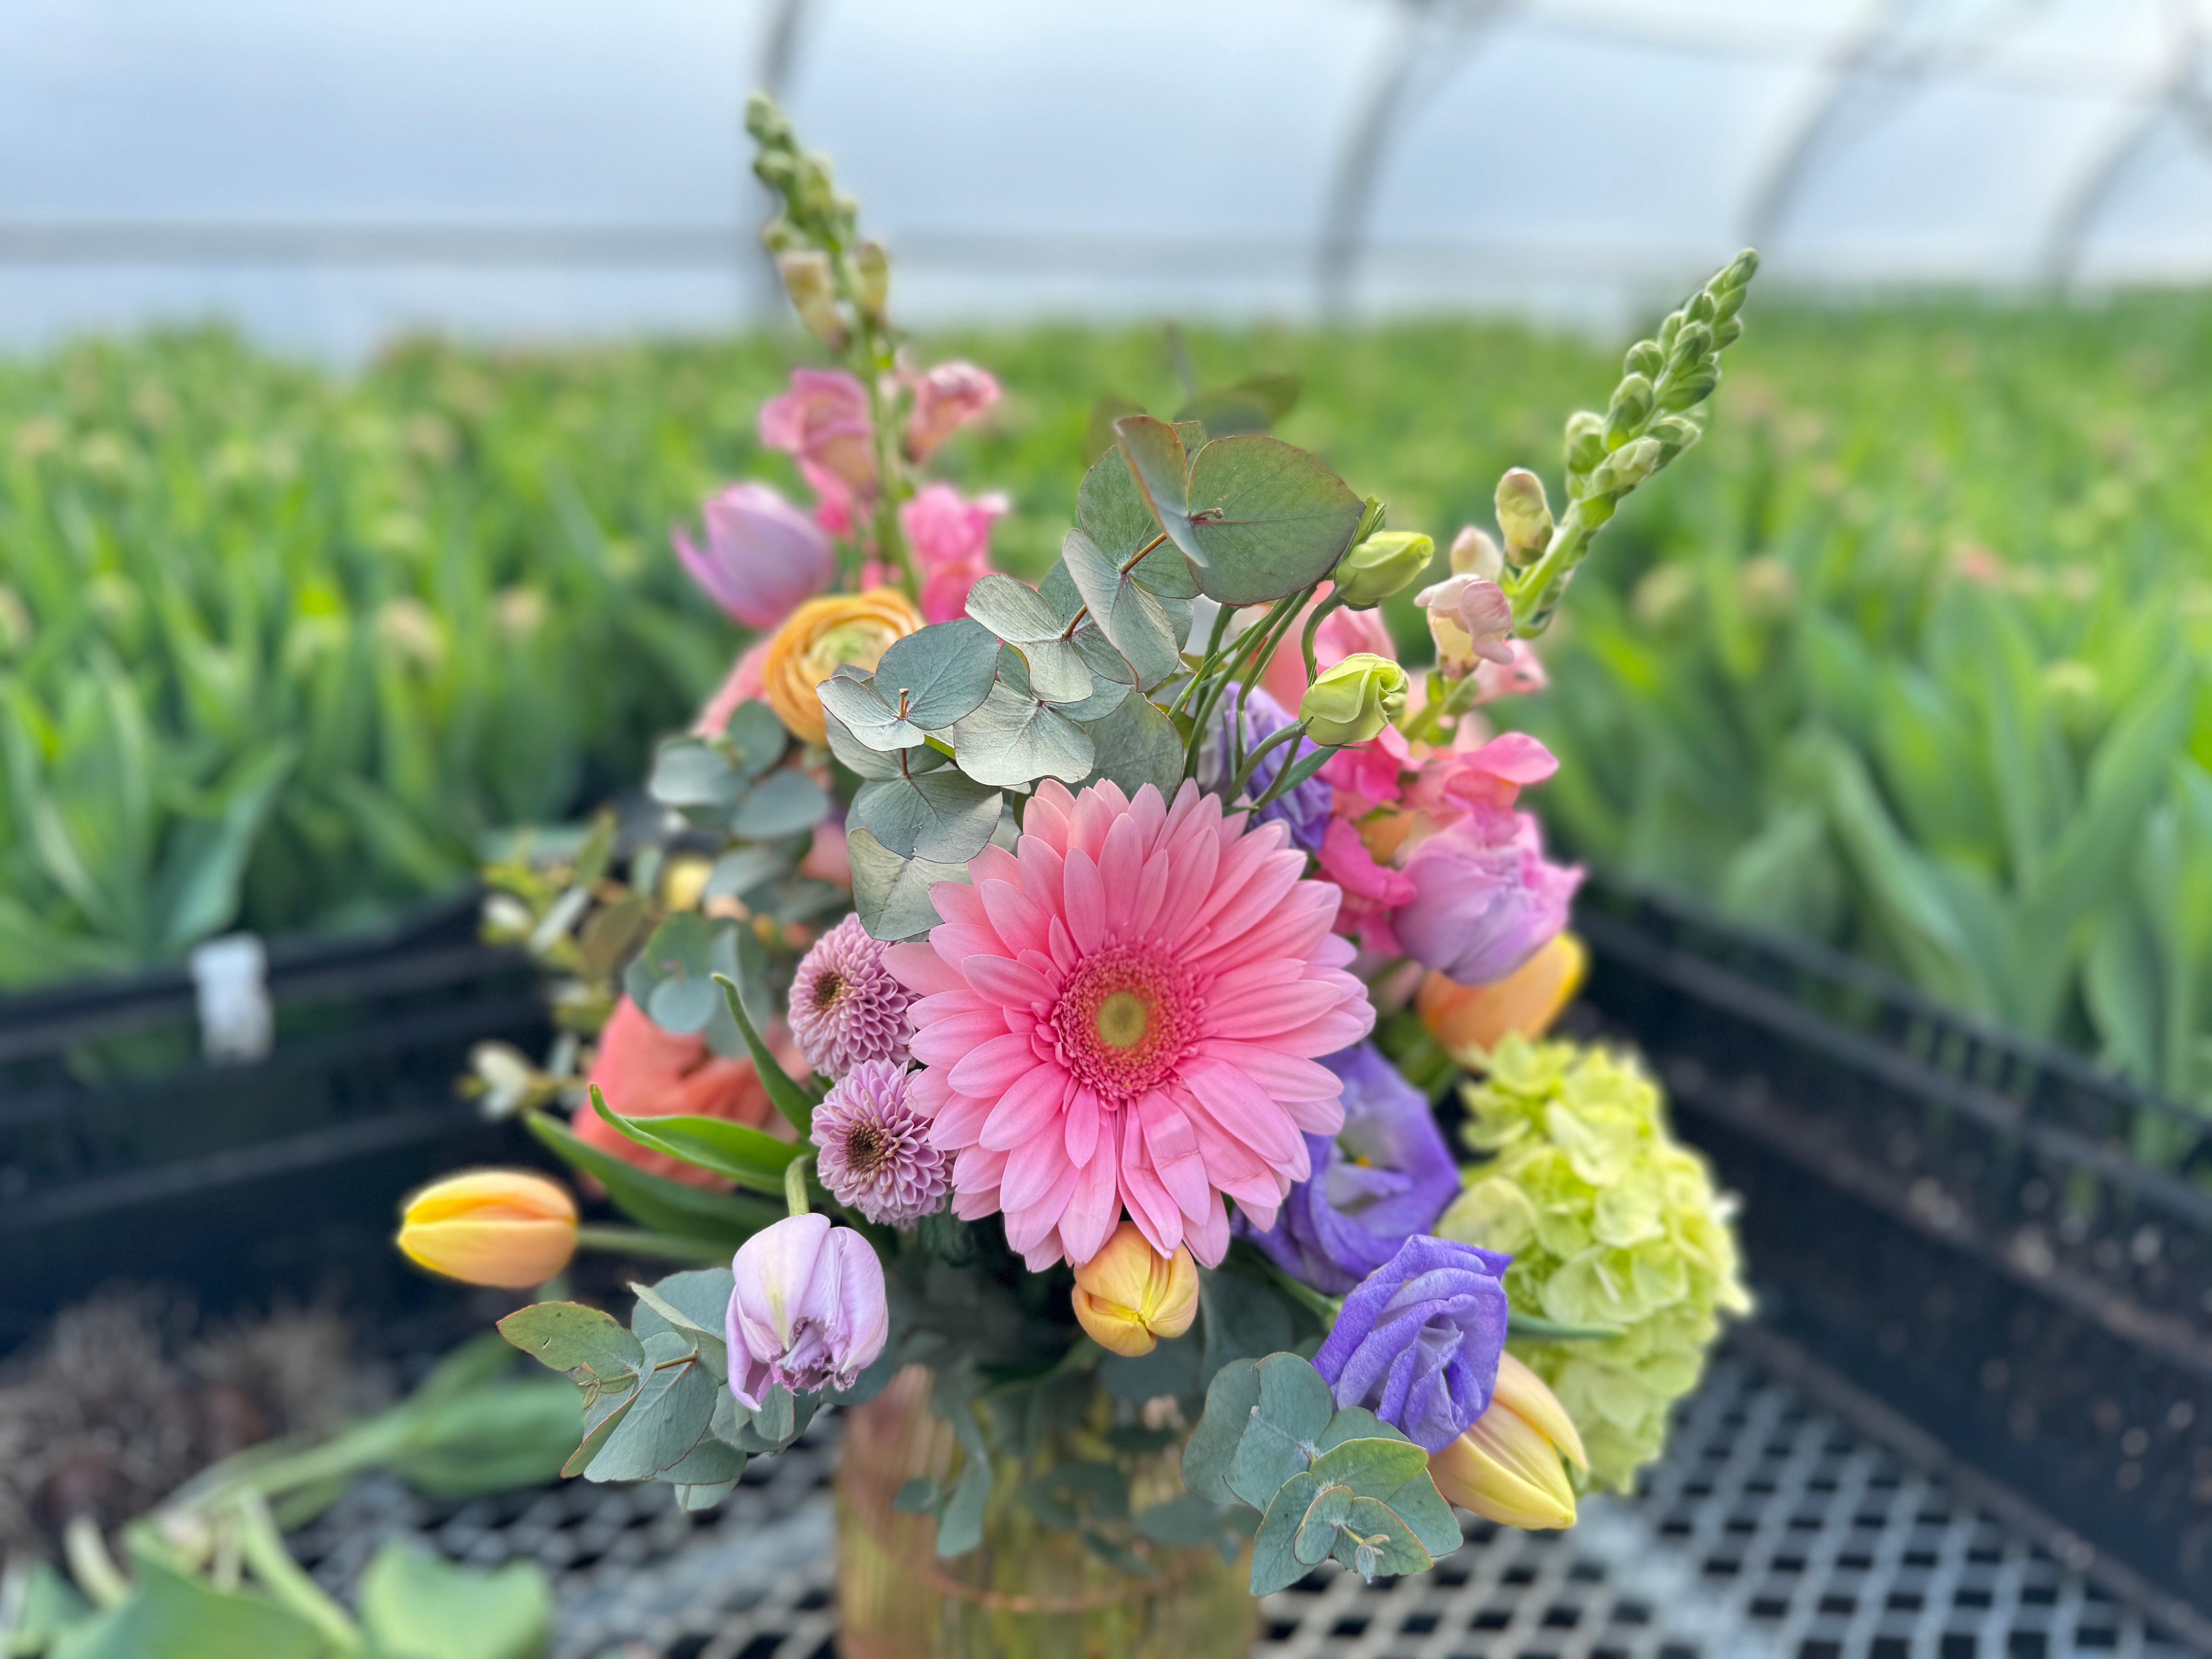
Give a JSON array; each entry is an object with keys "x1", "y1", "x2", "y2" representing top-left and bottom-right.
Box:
[
  {"x1": 903, "y1": 360, "x2": 1000, "y2": 460},
  {"x1": 760, "y1": 369, "x2": 878, "y2": 533},
  {"x1": 675, "y1": 483, "x2": 836, "y2": 630},
  {"x1": 900, "y1": 484, "x2": 1008, "y2": 623},
  {"x1": 726, "y1": 1213, "x2": 888, "y2": 1408},
  {"x1": 1393, "y1": 811, "x2": 1583, "y2": 987}
]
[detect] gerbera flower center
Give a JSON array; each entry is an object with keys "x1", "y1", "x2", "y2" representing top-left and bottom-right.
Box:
[{"x1": 1052, "y1": 948, "x2": 1200, "y2": 1104}]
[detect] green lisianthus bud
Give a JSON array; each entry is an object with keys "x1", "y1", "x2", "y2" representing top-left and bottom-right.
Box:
[
  {"x1": 855, "y1": 240, "x2": 890, "y2": 318},
  {"x1": 1335, "y1": 531, "x2": 1434, "y2": 607},
  {"x1": 1299, "y1": 653, "x2": 1408, "y2": 745},
  {"x1": 1495, "y1": 469, "x2": 1553, "y2": 565},
  {"x1": 777, "y1": 251, "x2": 845, "y2": 347}
]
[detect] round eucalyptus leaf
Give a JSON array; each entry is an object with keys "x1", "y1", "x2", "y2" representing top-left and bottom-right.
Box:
[
  {"x1": 854, "y1": 768, "x2": 1003, "y2": 863},
  {"x1": 874, "y1": 618, "x2": 998, "y2": 730},
  {"x1": 1063, "y1": 528, "x2": 1184, "y2": 690},
  {"x1": 817, "y1": 668, "x2": 925, "y2": 752},
  {"x1": 1077, "y1": 690, "x2": 1181, "y2": 799},
  {"x1": 1180, "y1": 436, "x2": 1365, "y2": 605},
  {"x1": 849, "y1": 827, "x2": 968, "y2": 942},
  {"x1": 731, "y1": 769, "x2": 831, "y2": 839},
  {"x1": 823, "y1": 709, "x2": 945, "y2": 782},
  {"x1": 949, "y1": 679, "x2": 1096, "y2": 788},
  {"x1": 647, "y1": 740, "x2": 740, "y2": 809}
]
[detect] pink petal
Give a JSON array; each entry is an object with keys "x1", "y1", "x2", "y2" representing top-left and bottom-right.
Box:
[
  {"x1": 1059, "y1": 1142, "x2": 1122, "y2": 1266},
  {"x1": 950, "y1": 1032, "x2": 1046, "y2": 1097},
  {"x1": 966, "y1": 954, "x2": 1055, "y2": 1012},
  {"x1": 1204, "y1": 979, "x2": 1348, "y2": 1039},
  {"x1": 883, "y1": 943, "x2": 965, "y2": 995},
  {"x1": 1061, "y1": 848, "x2": 1107, "y2": 954},
  {"x1": 1000, "y1": 1128, "x2": 1073, "y2": 1212},
  {"x1": 979, "y1": 1062, "x2": 1072, "y2": 1150}
]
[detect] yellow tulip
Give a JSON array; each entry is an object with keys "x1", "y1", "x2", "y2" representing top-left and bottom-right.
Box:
[
  {"x1": 1428, "y1": 1353, "x2": 1588, "y2": 1530},
  {"x1": 1415, "y1": 932, "x2": 1587, "y2": 1064},
  {"x1": 759, "y1": 586, "x2": 924, "y2": 745},
  {"x1": 396, "y1": 1170, "x2": 578, "y2": 1288},
  {"x1": 1069, "y1": 1223, "x2": 1199, "y2": 1357}
]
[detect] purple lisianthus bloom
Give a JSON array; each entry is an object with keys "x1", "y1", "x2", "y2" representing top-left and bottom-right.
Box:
[
  {"x1": 1311, "y1": 1235, "x2": 1513, "y2": 1452},
  {"x1": 1200, "y1": 682, "x2": 1333, "y2": 853},
  {"x1": 1233, "y1": 1043, "x2": 1458, "y2": 1295}
]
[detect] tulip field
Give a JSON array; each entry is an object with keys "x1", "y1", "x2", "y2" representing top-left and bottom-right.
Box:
[{"x1": 7, "y1": 297, "x2": 2212, "y2": 1115}]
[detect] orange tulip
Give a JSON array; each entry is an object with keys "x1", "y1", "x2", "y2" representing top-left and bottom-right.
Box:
[
  {"x1": 1070, "y1": 1223, "x2": 1199, "y2": 1357},
  {"x1": 1416, "y1": 931, "x2": 1587, "y2": 1063},
  {"x1": 759, "y1": 586, "x2": 924, "y2": 744},
  {"x1": 396, "y1": 1170, "x2": 577, "y2": 1288}
]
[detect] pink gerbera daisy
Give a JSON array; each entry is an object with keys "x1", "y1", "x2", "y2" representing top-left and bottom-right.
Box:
[{"x1": 882, "y1": 778, "x2": 1375, "y2": 1271}]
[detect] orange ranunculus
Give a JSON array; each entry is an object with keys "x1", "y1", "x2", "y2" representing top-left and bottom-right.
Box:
[
  {"x1": 1416, "y1": 931, "x2": 1587, "y2": 1063},
  {"x1": 397, "y1": 1170, "x2": 578, "y2": 1288},
  {"x1": 574, "y1": 996, "x2": 803, "y2": 1188},
  {"x1": 758, "y1": 586, "x2": 924, "y2": 744}
]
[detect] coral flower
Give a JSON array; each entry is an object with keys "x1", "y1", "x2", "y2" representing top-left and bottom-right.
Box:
[
  {"x1": 884, "y1": 778, "x2": 1375, "y2": 1271},
  {"x1": 576, "y1": 997, "x2": 796, "y2": 1190}
]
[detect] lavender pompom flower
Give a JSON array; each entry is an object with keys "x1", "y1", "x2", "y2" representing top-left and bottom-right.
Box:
[
  {"x1": 789, "y1": 914, "x2": 913, "y2": 1079},
  {"x1": 1233, "y1": 1042, "x2": 1459, "y2": 1295},
  {"x1": 1312, "y1": 1234, "x2": 1513, "y2": 1452},
  {"x1": 810, "y1": 1060, "x2": 949, "y2": 1227},
  {"x1": 1199, "y1": 682, "x2": 1333, "y2": 854}
]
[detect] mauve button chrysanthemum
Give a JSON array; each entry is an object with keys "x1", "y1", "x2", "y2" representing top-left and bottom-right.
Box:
[
  {"x1": 810, "y1": 1060, "x2": 949, "y2": 1227},
  {"x1": 788, "y1": 914, "x2": 914, "y2": 1080},
  {"x1": 884, "y1": 778, "x2": 1376, "y2": 1272}
]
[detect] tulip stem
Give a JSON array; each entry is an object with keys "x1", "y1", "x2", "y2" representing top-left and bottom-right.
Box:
[
  {"x1": 786, "y1": 1154, "x2": 814, "y2": 1217},
  {"x1": 572, "y1": 1226, "x2": 732, "y2": 1264},
  {"x1": 234, "y1": 1490, "x2": 364, "y2": 1651}
]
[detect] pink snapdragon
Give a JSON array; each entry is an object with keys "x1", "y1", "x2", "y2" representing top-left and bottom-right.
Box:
[
  {"x1": 901, "y1": 484, "x2": 1008, "y2": 623},
  {"x1": 760, "y1": 369, "x2": 877, "y2": 535},
  {"x1": 1416, "y1": 573, "x2": 1515, "y2": 676},
  {"x1": 904, "y1": 360, "x2": 1000, "y2": 460}
]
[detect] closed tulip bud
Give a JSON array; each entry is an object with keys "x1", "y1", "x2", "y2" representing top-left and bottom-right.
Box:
[
  {"x1": 1416, "y1": 933, "x2": 1587, "y2": 1063},
  {"x1": 1070, "y1": 1223, "x2": 1198, "y2": 1357},
  {"x1": 1299, "y1": 653, "x2": 1410, "y2": 745},
  {"x1": 777, "y1": 251, "x2": 845, "y2": 348},
  {"x1": 397, "y1": 1171, "x2": 577, "y2": 1289},
  {"x1": 1427, "y1": 1353, "x2": 1588, "y2": 1530},
  {"x1": 1336, "y1": 531, "x2": 1434, "y2": 608},
  {"x1": 1494, "y1": 470, "x2": 1553, "y2": 566},
  {"x1": 727, "y1": 1214, "x2": 888, "y2": 1408},
  {"x1": 855, "y1": 240, "x2": 890, "y2": 318},
  {"x1": 1449, "y1": 526, "x2": 1504, "y2": 581}
]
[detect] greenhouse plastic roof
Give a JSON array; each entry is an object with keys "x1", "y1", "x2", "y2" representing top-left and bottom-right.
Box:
[{"x1": 2, "y1": 0, "x2": 2210, "y2": 355}]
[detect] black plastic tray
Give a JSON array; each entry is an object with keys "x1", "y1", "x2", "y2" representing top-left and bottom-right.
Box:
[
  {"x1": 0, "y1": 895, "x2": 548, "y2": 1350},
  {"x1": 1570, "y1": 874, "x2": 2212, "y2": 1623}
]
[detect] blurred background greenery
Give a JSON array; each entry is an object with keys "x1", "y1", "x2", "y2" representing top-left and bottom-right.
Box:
[{"x1": 7, "y1": 299, "x2": 2212, "y2": 1118}]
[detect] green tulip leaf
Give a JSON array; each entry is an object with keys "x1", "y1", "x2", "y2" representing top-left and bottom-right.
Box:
[{"x1": 523, "y1": 1109, "x2": 781, "y2": 1244}]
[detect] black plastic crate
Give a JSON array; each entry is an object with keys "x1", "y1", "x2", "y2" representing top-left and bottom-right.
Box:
[
  {"x1": 0, "y1": 895, "x2": 549, "y2": 1350},
  {"x1": 1570, "y1": 874, "x2": 2212, "y2": 1623}
]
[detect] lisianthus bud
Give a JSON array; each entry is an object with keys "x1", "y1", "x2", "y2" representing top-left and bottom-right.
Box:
[
  {"x1": 1334, "y1": 531, "x2": 1434, "y2": 608},
  {"x1": 1449, "y1": 527, "x2": 1504, "y2": 581},
  {"x1": 1427, "y1": 1352, "x2": 1587, "y2": 1530},
  {"x1": 726, "y1": 1213, "x2": 888, "y2": 1408},
  {"x1": 776, "y1": 251, "x2": 845, "y2": 348},
  {"x1": 1415, "y1": 574, "x2": 1514, "y2": 678},
  {"x1": 396, "y1": 1171, "x2": 577, "y2": 1288},
  {"x1": 1299, "y1": 653, "x2": 1408, "y2": 746},
  {"x1": 1494, "y1": 470, "x2": 1553, "y2": 566},
  {"x1": 1069, "y1": 1222, "x2": 1198, "y2": 1357},
  {"x1": 1415, "y1": 933, "x2": 1588, "y2": 1062}
]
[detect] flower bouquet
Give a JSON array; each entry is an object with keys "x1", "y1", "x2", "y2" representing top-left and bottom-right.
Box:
[{"x1": 412, "y1": 100, "x2": 1755, "y2": 1652}]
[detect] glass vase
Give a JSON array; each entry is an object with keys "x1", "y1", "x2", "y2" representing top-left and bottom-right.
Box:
[{"x1": 834, "y1": 1365, "x2": 1257, "y2": 1659}]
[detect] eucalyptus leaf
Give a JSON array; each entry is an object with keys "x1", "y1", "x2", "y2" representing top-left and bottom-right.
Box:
[
  {"x1": 1063, "y1": 529, "x2": 1186, "y2": 689},
  {"x1": 1078, "y1": 689, "x2": 1183, "y2": 800},
  {"x1": 854, "y1": 768, "x2": 1003, "y2": 862},
  {"x1": 1307, "y1": 1437, "x2": 1428, "y2": 1501},
  {"x1": 1295, "y1": 1482, "x2": 1355, "y2": 1565},
  {"x1": 675, "y1": 1479, "x2": 740, "y2": 1511},
  {"x1": 1060, "y1": 625, "x2": 1138, "y2": 720},
  {"x1": 871, "y1": 618, "x2": 1000, "y2": 729},
  {"x1": 648, "y1": 739, "x2": 741, "y2": 809},
  {"x1": 1331, "y1": 1494, "x2": 1432, "y2": 1580},
  {"x1": 1226, "y1": 1354, "x2": 1334, "y2": 1509},
  {"x1": 937, "y1": 1456, "x2": 992, "y2": 1558},
  {"x1": 720, "y1": 701, "x2": 790, "y2": 776},
  {"x1": 818, "y1": 668, "x2": 926, "y2": 752},
  {"x1": 1180, "y1": 435, "x2": 1365, "y2": 605},
  {"x1": 949, "y1": 678, "x2": 1094, "y2": 788},
  {"x1": 849, "y1": 826, "x2": 968, "y2": 941},
  {"x1": 964, "y1": 574, "x2": 1095, "y2": 703},
  {"x1": 1182, "y1": 1358, "x2": 1260, "y2": 1506},
  {"x1": 1249, "y1": 1470, "x2": 1323, "y2": 1596},
  {"x1": 705, "y1": 843, "x2": 796, "y2": 901},
  {"x1": 1382, "y1": 1470, "x2": 1463, "y2": 1559},
  {"x1": 497, "y1": 1303, "x2": 643, "y2": 1386},
  {"x1": 732, "y1": 768, "x2": 832, "y2": 838},
  {"x1": 584, "y1": 1331, "x2": 715, "y2": 1482}
]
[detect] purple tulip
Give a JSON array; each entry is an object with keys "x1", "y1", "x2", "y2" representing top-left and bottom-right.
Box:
[
  {"x1": 726, "y1": 1214, "x2": 888, "y2": 1408},
  {"x1": 1312, "y1": 1234, "x2": 1513, "y2": 1453},
  {"x1": 674, "y1": 482, "x2": 836, "y2": 630},
  {"x1": 1234, "y1": 1043, "x2": 1458, "y2": 1294},
  {"x1": 1392, "y1": 810, "x2": 1583, "y2": 987}
]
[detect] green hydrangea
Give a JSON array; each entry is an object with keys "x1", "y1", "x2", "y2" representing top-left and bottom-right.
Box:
[{"x1": 1435, "y1": 1035, "x2": 1751, "y2": 1491}]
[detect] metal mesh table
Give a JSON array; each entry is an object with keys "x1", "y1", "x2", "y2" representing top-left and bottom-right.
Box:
[{"x1": 286, "y1": 1325, "x2": 2208, "y2": 1658}]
